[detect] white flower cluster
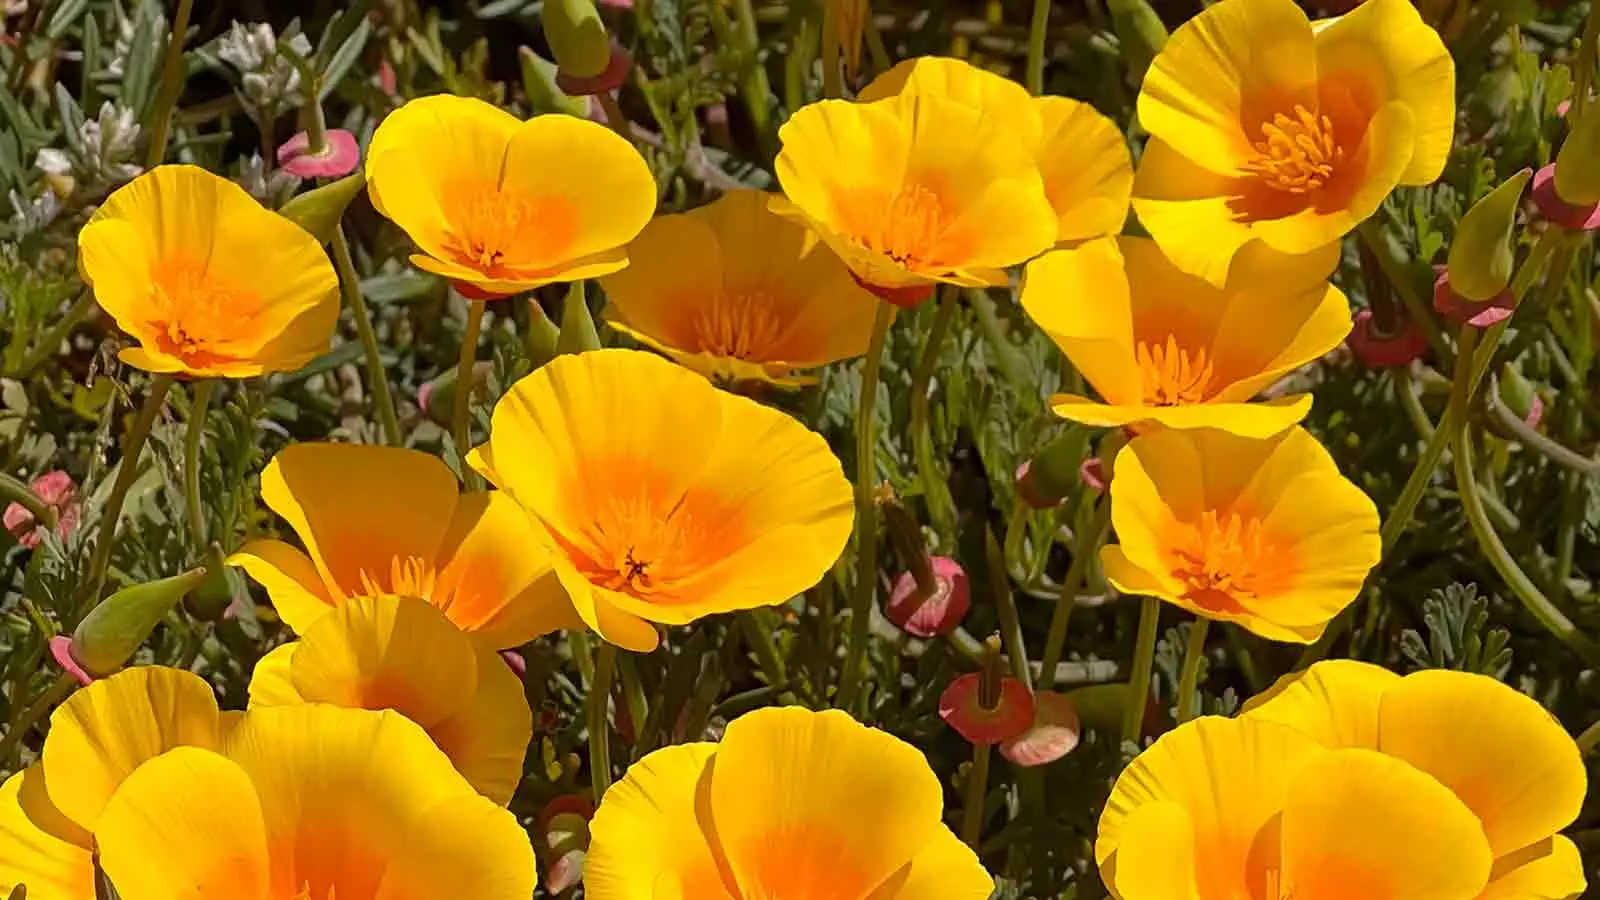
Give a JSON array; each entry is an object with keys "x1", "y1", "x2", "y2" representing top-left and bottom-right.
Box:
[
  {"x1": 34, "y1": 102, "x2": 143, "y2": 189},
  {"x1": 217, "y1": 21, "x2": 314, "y2": 120}
]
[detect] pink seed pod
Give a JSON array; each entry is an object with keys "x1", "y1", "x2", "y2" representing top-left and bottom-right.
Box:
[
  {"x1": 939, "y1": 671, "x2": 1035, "y2": 745},
  {"x1": 1346, "y1": 308, "x2": 1429, "y2": 368},
  {"x1": 885, "y1": 556, "x2": 971, "y2": 638}
]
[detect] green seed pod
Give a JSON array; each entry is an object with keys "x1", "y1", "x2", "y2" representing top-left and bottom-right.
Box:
[
  {"x1": 1556, "y1": 106, "x2": 1600, "y2": 206},
  {"x1": 518, "y1": 47, "x2": 591, "y2": 118},
  {"x1": 542, "y1": 0, "x2": 612, "y2": 80},
  {"x1": 1108, "y1": 0, "x2": 1168, "y2": 83},
  {"x1": 70, "y1": 567, "x2": 208, "y2": 679},
  {"x1": 557, "y1": 281, "x2": 602, "y2": 355},
  {"x1": 1017, "y1": 427, "x2": 1090, "y2": 509},
  {"x1": 278, "y1": 172, "x2": 367, "y2": 245},
  {"x1": 1447, "y1": 168, "x2": 1532, "y2": 302}
]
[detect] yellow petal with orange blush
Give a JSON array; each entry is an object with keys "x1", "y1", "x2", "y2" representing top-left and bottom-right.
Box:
[
  {"x1": 873, "y1": 826, "x2": 995, "y2": 900},
  {"x1": 226, "y1": 539, "x2": 335, "y2": 634},
  {"x1": 1035, "y1": 96, "x2": 1133, "y2": 245},
  {"x1": 371, "y1": 795, "x2": 538, "y2": 900},
  {"x1": 1131, "y1": 139, "x2": 1265, "y2": 289},
  {"x1": 1240, "y1": 658, "x2": 1400, "y2": 748},
  {"x1": 42, "y1": 667, "x2": 222, "y2": 834},
  {"x1": 428, "y1": 648, "x2": 534, "y2": 807},
  {"x1": 1101, "y1": 802, "x2": 1202, "y2": 900},
  {"x1": 1209, "y1": 283, "x2": 1352, "y2": 402},
  {"x1": 1279, "y1": 749, "x2": 1492, "y2": 900},
  {"x1": 1314, "y1": 0, "x2": 1454, "y2": 185},
  {"x1": 94, "y1": 747, "x2": 273, "y2": 900},
  {"x1": 0, "y1": 767, "x2": 93, "y2": 900},
  {"x1": 434, "y1": 491, "x2": 581, "y2": 648},
  {"x1": 1375, "y1": 670, "x2": 1587, "y2": 859},
  {"x1": 1019, "y1": 242, "x2": 1141, "y2": 404},
  {"x1": 246, "y1": 644, "x2": 304, "y2": 706},
  {"x1": 1049, "y1": 394, "x2": 1312, "y2": 437},
  {"x1": 1478, "y1": 836, "x2": 1586, "y2": 900},
  {"x1": 586, "y1": 743, "x2": 734, "y2": 900},
  {"x1": 1137, "y1": 0, "x2": 1317, "y2": 174},
  {"x1": 856, "y1": 56, "x2": 1042, "y2": 147}
]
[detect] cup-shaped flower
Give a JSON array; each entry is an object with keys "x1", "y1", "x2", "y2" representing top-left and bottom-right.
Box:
[
  {"x1": 249, "y1": 594, "x2": 533, "y2": 805},
  {"x1": 600, "y1": 190, "x2": 880, "y2": 386},
  {"x1": 468, "y1": 349, "x2": 854, "y2": 652},
  {"x1": 1097, "y1": 715, "x2": 1494, "y2": 900},
  {"x1": 229, "y1": 443, "x2": 579, "y2": 649},
  {"x1": 77, "y1": 164, "x2": 340, "y2": 376},
  {"x1": 774, "y1": 89, "x2": 1057, "y2": 305},
  {"x1": 1102, "y1": 426, "x2": 1380, "y2": 643},
  {"x1": 1242, "y1": 661, "x2": 1588, "y2": 900},
  {"x1": 1132, "y1": 0, "x2": 1454, "y2": 288},
  {"x1": 857, "y1": 56, "x2": 1133, "y2": 248},
  {"x1": 1021, "y1": 237, "x2": 1350, "y2": 438},
  {"x1": 586, "y1": 706, "x2": 993, "y2": 899},
  {"x1": 366, "y1": 96, "x2": 656, "y2": 299},
  {"x1": 96, "y1": 704, "x2": 535, "y2": 899}
]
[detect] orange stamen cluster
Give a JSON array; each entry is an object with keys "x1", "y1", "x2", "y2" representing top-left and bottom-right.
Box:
[
  {"x1": 149, "y1": 259, "x2": 257, "y2": 364},
  {"x1": 440, "y1": 187, "x2": 575, "y2": 276},
  {"x1": 854, "y1": 182, "x2": 950, "y2": 267},
  {"x1": 1169, "y1": 510, "x2": 1289, "y2": 612},
  {"x1": 1240, "y1": 105, "x2": 1343, "y2": 194},
  {"x1": 1136, "y1": 336, "x2": 1215, "y2": 406},
  {"x1": 691, "y1": 289, "x2": 787, "y2": 360}
]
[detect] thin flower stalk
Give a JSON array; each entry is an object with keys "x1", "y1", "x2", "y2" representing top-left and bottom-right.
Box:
[
  {"x1": 839, "y1": 304, "x2": 894, "y2": 709},
  {"x1": 1175, "y1": 618, "x2": 1209, "y2": 723},
  {"x1": 82, "y1": 376, "x2": 174, "y2": 609}
]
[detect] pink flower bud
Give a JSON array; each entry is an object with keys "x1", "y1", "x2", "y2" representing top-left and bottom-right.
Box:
[
  {"x1": 999, "y1": 690, "x2": 1081, "y2": 766},
  {"x1": 939, "y1": 671, "x2": 1035, "y2": 745},
  {"x1": 885, "y1": 556, "x2": 970, "y2": 638},
  {"x1": 277, "y1": 129, "x2": 362, "y2": 179},
  {"x1": 4, "y1": 470, "x2": 81, "y2": 549},
  {"x1": 1346, "y1": 309, "x2": 1429, "y2": 368},
  {"x1": 1533, "y1": 163, "x2": 1600, "y2": 231},
  {"x1": 50, "y1": 634, "x2": 94, "y2": 686},
  {"x1": 1433, "y1": 267, "x2": 1514, "y2": 327}
]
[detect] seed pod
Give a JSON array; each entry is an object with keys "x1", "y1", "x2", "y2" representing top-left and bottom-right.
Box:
[
  {"x1": 68, "y1": 567, "x2": 208, "y2": 679},
  {"x1": 543, "y1": 0, "x2": 613, "y2": 80},
  {"x1": 1446, "y1": 168, "x2": 1531, "y2": 302}
]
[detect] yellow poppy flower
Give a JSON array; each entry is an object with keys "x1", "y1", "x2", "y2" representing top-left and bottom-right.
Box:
[
  {"x1": 774, "y1": 88, "x2": 1057, "y2": 306},
  {"x1": 468, "y1": 348, "x2": 854, "y2": 652},
  {"x1": 76, "y1": 164, "x2": 340, "y2": 377},
  {"x1": 599, "y1": 190, "x2": 880, "y2": 386},
  {"x1": 229, "y1": 443, "x2": 580, "y2": 648},
  {"x1": 1243, "y1": 661, "x2": 1589, "y2": 900},
  {"x1": 1102, "y1": 426, "x2": 1380, "y2": 643},
  {"x1": 858, "y1": 56, "x2": 1133, "y2": 247},
  {"x1": 96, "y1": 704, "x2": 534, "y2": 899},
  {"x1": 1019, "y1": 236, "x2": 1350, "y2": 437},
  {"x1": 587, "y1": 706, "x2": 993, "y2": 899},
  {"x1": 366, "y1": 95, "x2": 658, "y2": 299},
  {"x1": 249, "y1": 594, "x2": 533, "y2": 805},
  {"x1": 1097, "y1": 715, "x2": 1494, "y2": 900},
  {"x1": 1132, "y1": 0, "x2": 1454, "y2": 287}
]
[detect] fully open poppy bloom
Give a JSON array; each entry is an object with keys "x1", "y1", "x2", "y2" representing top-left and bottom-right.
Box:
[
  {"x1": 857, "y1": 56, "x2": 1133, "y2": 248},
  {"x1": 1020, "y1": 237, "x2": 1349, "y2": 437},
  {"x1": 1102, "y1": 427, "x2": 1380, "y2": 643},
  {"x1": 77, "y1": 164, "x2": 340, "y2": 377},
  {"x1": 774, "y1": 87, "x2": 1057, "y2": 306},
  {"x1": 1097, "y1": 715, "x2": 1494, "y2": 900},
  {"x1": 249, "y1": 594, "x2": 533, "y2": 805},
  {"x1": 586, "y1": 706, "x2": 993, "y2": 899},
  {"x1": 1132, "y1": 0, "x2": 1454, "y2": 287},
  {"x1": 1243, "y1": 661, "x2": 1588, "y2": 900},
  {"x1": 229, "y1": 443, "x2": 579, "y2": 648},
  {"x1": 366, "y1": 95, "x2": 657, "y2": 299},
  {"x1": 600, "y1": 190, "x2": 880, "y2": 385},
  {"x1": 469, "y1": 349, "x2": 854, "y2": 652}
]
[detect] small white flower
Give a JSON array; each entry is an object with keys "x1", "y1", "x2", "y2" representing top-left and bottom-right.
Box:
[{"x1": 34, "y1": 148, "x2": 71, "y2": 176}]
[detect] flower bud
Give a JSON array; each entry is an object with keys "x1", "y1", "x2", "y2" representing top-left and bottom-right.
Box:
[
  {"x1": 2, "y1": 470, "x2": 80, "y2": 549},
  {"x1": 1533, "y1": 163, "x2": 1600, "y2": 231},
  {"x1": 557, "y1": 281, "x2": 602, "y2": 355},
  {"x1": 543, "y1": 0, "x2": 613, "y2": 80},
  {"x1": 1433, "y1": 266, "x2": 1514, "y2": 327},
  {"x1": 1108, "y1": 0, "x2": 1168, "y2": 82},
  {"x1": 518, "y1": 47, "x2": 592, "y2": 118},
  {"x1": 1446, "y1": 168, "x2": 1531, "y2": 302},
  {"x1": 278, "y1": 172, "x2": 367, "y2": 245},
  {"x1": 885, "y1": 556, "x2": 971, "y2": 638},
  {"x1": 1017, "y1": 429, "x2": 1090, "y2": 509},
  {"x1": 1346, "y1": 308, "x2": 1428, "y2": 368},
  {"x1": 1556, "y1": 106, "x2": 1600, "y2": 206},
  {"x1": 999, "y1": 690, "x2": 1082, "y2": 766},
  {"x1": 1499, "y1": 364, "x2": 1544, "y2": 428},
  {"x1": 68, "y1": 567, "x2": 208, "y2": 680}
]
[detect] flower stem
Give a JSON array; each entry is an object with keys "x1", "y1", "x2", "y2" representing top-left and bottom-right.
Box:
[
  {"x1": 910, "y1": 286, "x2": 959, "y2": 539},
  {"x1": 1025, "y1": 0, "x2": 1050, "y2": 94},
  {"x1": 597, "y1": 91, "x2": 635, "y2": 144},
  {"x1": 820, "y1": 2, "x2": 843, "y2": 98},
  {"x1": 1577, "y1": 718, "x2": 1600, "y2": 756},
  {"x1": 588, "y1": 640, "x2": 619, "y2": 802},
  {"x1": 333, "y1": 229, "x2": 403, "y2": 447},
  {"x1": 838, "y1": 303, "x2": 894, "y2": 710},
  {"x1": 83, "y1": 375, "x2": 174, "y2": 608},
  {"x1": 452, "y1": 299, "x2": 487, "y2": 477},
  {"x1": 0, "y1": 673, "x2": 75, "y2": 769},
  {"x1": 986, "y1": 526, "x2": 1031, "y2": 685},
  {"x1": 960, "y1": 740, "x2": 991, "y2": 849},
  {"x1": 143, "y1": 0, "x2": 196, "y2": 168},
  {"x1": 182, "y1": 380, "x2": 214, "y2": 555},
  {"x1": 1121, "y1": 595, "x2": 1160, "y2": 745},
  {"x1": 1175, "y1": 618, "x2": 1209, "y2": 724},
  {"x1": 1038, "y1": 497, "x2": 1108, "y2": 692}
]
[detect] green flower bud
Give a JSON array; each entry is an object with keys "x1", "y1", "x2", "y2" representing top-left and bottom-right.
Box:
[
  {"x1": 1447, "y1": 168, "x2": 1532, "y2": 302},
  {"x1": 1017, "y1": 428, "x2": 1090, "y2": 509},
  {"x1": 278, "y1": 172, "x2": 367, "y2": 245},
  {"x1": 519, "y1": 47, "x2": 591, "y2": 118},
  {"x1": 557, "y1": 281, "x2": 602, "y2": 355},
  {"x1": 1556, "y1": 106, "x2": 1600, "y2": 206},
  {"x1": 1498, "y1": 364, "x2": 1541, "y2": 425},
  {"x1": 542, "y1": 0, "x2": 612, "y2": 80},
  {"x1": 70, "y1": 567, "x2": 208, "y2": 678},
  {"x1": 1108, "y1": 0, "x2": 1168, "y2": 82}
]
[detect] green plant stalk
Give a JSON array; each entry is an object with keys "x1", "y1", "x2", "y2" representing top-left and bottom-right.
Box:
[
  {"x1": 1121, "y1": 595, "x2": 1160, "y2": 745},
  {"x1": 83, "y1": 375, "x2": 175, "y2": 607},
  {"x1": 1577, "y1": 718, "x2": 1600, "y2": 756},
  {"x1": 143, "y1": 0, "x2": 196, "y2": 168},
  {"x1": 986, "y1": 526, "x2": 1031, "y2": 685},
  {"x1": 596, "y1": 90, "x2": 635, "y2": 144},
  {"x1": 182, "y1": 380, "x2": 214, "y2": 554},
  {"x1": 960, "y1": 740, "x2": 991, "y2": 849},
  {"x1": 1573, "y1": 0, "x2": 1600, "y2": 123},
  {"x1": 739, "y1": 610, "x2": 789, "y2": 686},
  {"x1": 910, "y1": 287, "x2": 959, "y2": 538},
  {"x1": 0, "y1": 673, "x2": 75, "y2": 768},
  {"x1": 838, "y1": 304, "x2": 894, "y2": 710},
  {"x1": 731, "y1": 0, "x2": 777, "y2": 158},
  {"x1": 452, "y1": 300, "x2": 487, "y2": 471},
  {"x1": 820, "y1": 1, "x2": 843, "y2": 98},
  {"x1": 14, "y1": 290, "x2": 95, "y2": 377},
  {"x1": 1025, "y1": 0, "x2": 1050, "y2": 94},
  {"x1": 615, "y1": 651, "x2": 649, "y2": 758},
  {"x1": 1488, "y1": 394, "x2": 1597, "y2": 475},
  {"x1": 1175, "y1": 618, "x2": 1209, "y2": 723},
  {"x1": 1357, "y1": 219, "x2": 1450, "y2": 365},
  {"x1": 1038, "y1": 497, "x2": 1108, "y2": 692},
  {"x1": 332, "y1": 229, "x2": 403, "y2": 447},
  {"x1": 588, "y1": 640, "x2": 619, "y2": 801}
]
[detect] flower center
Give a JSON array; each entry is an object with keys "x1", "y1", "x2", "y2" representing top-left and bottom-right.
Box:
[
  {"x1": 856, "y1": 182, "x2": 949, "y2": 267},
  {"x1": 440, "y1": 186, "x2": 576, "y2": 276},
  {"x1": 148, "y1": 258, "x2": 262, "y2": 365},
  {"x1": 1240, "y1": 105, "x2": 1343, "y2": 194},
  {"x1": 359, "y1": 556, "x2": 457, "y2": 611},
  {"x1": 691, "y1": 288, "x2": 787, "y2": 361},
  {"x1": 1169, "y1": 511, "x2": 1285, "y2": 612},
  {"x1": 1136, "y1": 337, "x2": 1215, "y2": 406}
]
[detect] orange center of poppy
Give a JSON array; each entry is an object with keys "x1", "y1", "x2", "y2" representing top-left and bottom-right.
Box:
[
  {"x1": 147, "y1": 257, "x2": 263, "y2": 365},
  {"x1": 1169, "y1": 511, "x2": 1291, "y2": 613},
  {"x1": 440, "y1": 186, "x2": 576, "y2": 276},
  {"x1": 1239, "y1": 105, "x2": 1344, "y2": 194},
  {"x1": 691, "y1": 289, "x2": 787, "y2": 361},
  {"x1": 852, "y1": 182, "x2": 951, "y2": 267},
  {"x1": 1136, "y1": 337, "x2": 1215, "y2": 406},
  {"x1": 358, "y1": 556, "x2": 462, "y2": 611}
]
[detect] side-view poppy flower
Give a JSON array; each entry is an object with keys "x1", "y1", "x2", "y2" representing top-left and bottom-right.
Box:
[
  {"x1": 857, "y1": 56, "x2": 1133, "y2": 248},
  {"x1": 1132, "y1": 0, "x2": 1455, "y2": 287},
  {"x1": 1102, "y1": 426, "x2": 1380, "y2": 643},
  {"x1": 468, "y1": 348, "x2": 855, "y2": 652},
  {"x1": 248, "y1": 594, "x2": 534, "y2": 805},
  {"x1": 1020, "y1": 236, "x2": 1350, "y2": 437},
  {"x1": 366, "y1": 95, "x2": 657, "y2": 299},
  {"x1": 774, "y1": 87, "x2": 1057, "y2": 306},
  {"x1": 600, "y1": 189, "x2": 880, "y2": 386},
  {"x1": 1243, "y1": 661, "x2": 1588, "y2": 900},
  {"x1": 1097, "y1": 715, "x2": 1494, "y2": 900},
  {"x1": 586, "y1": 706, "x2": 993, "y2": 899},
  {"x1": 229, "y1": 443, "x2": 580, "y2": 649},
  {"x1": 77, "y1": 164, "x2": 340, "y2": 377}
]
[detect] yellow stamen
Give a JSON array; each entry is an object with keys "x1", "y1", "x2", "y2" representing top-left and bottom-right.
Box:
[
  {"x1": 1136, "y1": 336, "x2": 1214, "y2": 406},
  {"x1": 856, "y1": 182, "x2": 949, "y2": 267},
  {"x1": 1240, "y1": 105, "x2": 1343, "y2": 194},
  {"x1": 691, "y1": 289, "x2": 787, "y2": 361},
  {"x1": 358, "y1": 556, "x2": 456, "y2": 612},
  {"x1": 441, "y1": 186, "x2": 574, "y2": 275},
  {"x1": 1169, "y1": 511, "x2": 1287, "y2": 612},
  {"x1": 148, "y1": 258, "x2": 259, "y2": 363}
]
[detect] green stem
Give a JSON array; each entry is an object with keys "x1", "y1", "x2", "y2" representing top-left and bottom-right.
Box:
[
  {"x1": 332, "y1": 229, "x2": 402, "y2": 447},
  {"x1": 1025, "y1": 0, "x2": 1050, "y2": 94},
  {"x1": 452, "y1": 300, "x2": 486, "y2": 473},
  {"x1": 143, "y1": 0, "x2": 196, "y2": 168},
  {"x1": 909, "y1": 287, "x2": 959, "y2": 538},
  {"x1": 596, "y1": 91, "x2": 635, "y2": 144},
  {"x1": 1572, "y1": 0, "x2": 1600, "y2": 122},
  {"x1": 12, "y1": 290, "x2": 95, "y2": 376},
  {"x1": 986, "y1": 526, "x2": 1031, "y2": 685},
  {"x1": 1577, "y1": 718, "x2": 1600, "y2": 756},
  {"x1": 960, "y1": 740, "x2": 991, "y2": 848},
  {"x1": 820, "y1": 2, "x2": 843, "y2": 98},
  {"x1": 1175, "y1": 618, "x2": 1209, "y2": 724},
  {"x1": 838, "y1": 304, "x2": 894, "y2": 710},
  {"x1": 1038, "y1": 497, "x2": 1108, "y2": 692},
  {"x1": 616, "y1": 652, "x2": 650, "y2": 758},
  {"x1": 730, "y1": 0, "x2": 776, "y2": 158},
  {"x1": 83, "y1": 375, "x2": 174, "y2": 607},
  {"x1": 1121, "y1": 595, "x2": 1160, "y2": 745},
  {"x1": 182, "y1": 380, "x2": 214, "y2": 555},
  {"x1": 0, "y1": 673, "x2": 74, "y2": 768},
  {"x1": 1488, "y1": 393, "x2": 1597, "y2": 475},
  {"x1": 588, "y1": 641, "x2": 619, "y2": 802}
]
